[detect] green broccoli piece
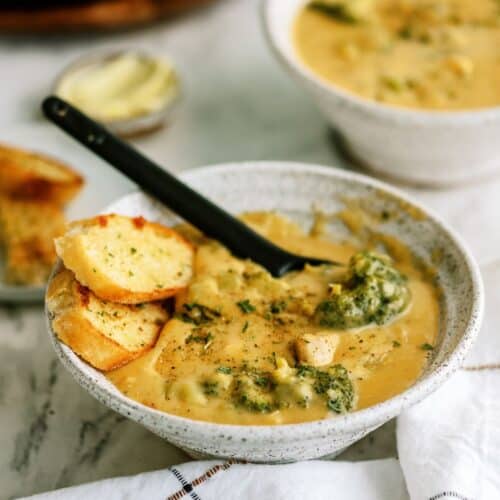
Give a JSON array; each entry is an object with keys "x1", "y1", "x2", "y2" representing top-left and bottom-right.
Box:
[
  {"x1": 233, "y1": 371, "x2": 276, "y2": 413},
  {"x1": 315, "y1": 251, "x2": 410, "y2": 329},
  {"x1": 297, "y1": 364, "x2": 355, "y2": 414},
  {"x1": 202, "y1": 380, "x2": 219, "y2": 396}
]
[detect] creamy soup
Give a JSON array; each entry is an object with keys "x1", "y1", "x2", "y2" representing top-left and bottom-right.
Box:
[
  {"x1": 107, "y1": 212, "x2": 439, "y2": 425},
  {"x1": 294, "y1": 0, "x2": 500, "y2": 110}
]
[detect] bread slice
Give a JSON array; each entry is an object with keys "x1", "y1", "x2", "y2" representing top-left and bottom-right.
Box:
[
  {"x1": 46, "y1": 267, "x2": 169, "y2": 371},
  {"x1": 0, "y1": 196, "x2": 66, "y2": 285},
  {"x1": 0, "y1": 143, "x2": 84, "y2": 206},
  {"x1": 55, "y1": 214, "x2": 194, "y2": 304}
]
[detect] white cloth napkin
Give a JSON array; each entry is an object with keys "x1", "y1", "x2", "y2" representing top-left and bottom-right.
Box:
[{"x1": 21, "y1": 262, "x2": 500, "y2": 500}]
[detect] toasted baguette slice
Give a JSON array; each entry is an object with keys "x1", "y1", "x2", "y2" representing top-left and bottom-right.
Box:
[
  {"x1": 0, "y1": 196, "x2": 66, "y2": 285},
  {"x1": 0, "y1": 143, "x2": 84, "y2": 206},
  {"x1": 46, "y1": 268, "x2": 169, "y2": 371},
  {"x1": 55, "y1": 214, "x2": 194, "y2": 304}
]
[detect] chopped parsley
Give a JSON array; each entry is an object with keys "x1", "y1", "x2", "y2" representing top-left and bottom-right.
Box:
[
  {"x1": 178, "y1": 303, "x2": 221, "y2": 325},
  {"x1": 242, "y1": 320, "x2": 249, "y2": 333},
  {"x1": 237, "y1": 299, "x2": 256, "y2": 314},
  {"x1": 269, "y1": 300, "x2": 287, "y2": 314},
  {"x1": 185, "y1": 332, "x2": 214, "y2": 346},
  {"x1": 420, "y1": 343, "x2": 434, "y2": 351},
  {"x1": 217, "y1": 366, "x2": 232, "y2": 375}
]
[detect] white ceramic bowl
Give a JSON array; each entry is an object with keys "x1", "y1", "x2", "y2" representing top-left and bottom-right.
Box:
[
  {"x1": 46, "y1": 162, "x2": 483, "y2": 462},
  {"x1": 262, "y1": 0, "x2": 500, "y2": 187}
]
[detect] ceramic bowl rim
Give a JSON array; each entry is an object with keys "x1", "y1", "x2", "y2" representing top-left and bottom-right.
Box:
[
  {"x1": 47, "y1": 161, "x2": 484, "y2": 442},
  {"x1": 261, "y1": 0, "x2": 500, "y2": 125}
]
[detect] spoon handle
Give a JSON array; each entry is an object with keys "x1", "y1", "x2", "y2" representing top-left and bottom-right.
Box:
[{"x1": 42, "y1": 96, "x2": 292, "y2": 275}]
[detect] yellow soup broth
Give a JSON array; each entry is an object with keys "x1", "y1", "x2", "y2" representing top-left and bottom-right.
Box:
[
  {"x1": 107, "y1": 212, "x2": 439, "y2": 425},
  {"x1": 294, "y1": 0, "x2": 500, "y2": 110}
]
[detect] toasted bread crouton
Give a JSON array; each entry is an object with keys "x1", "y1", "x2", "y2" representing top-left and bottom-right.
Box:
[
  {"x1": 295, "y1": 332, "x2": 340, "y2": 367},
  {"x1": 46, "y1": 268, "x2": 169, "y2": 371},
  {"x1": 55, "y1": 214, "x2": 194, "y2": 304},
  {"x1": 0, "y1": 196, "x2": 66, "y2": 285},
  {"x1": 0, "y1": 143, "x2": 83, "y2": 206}
]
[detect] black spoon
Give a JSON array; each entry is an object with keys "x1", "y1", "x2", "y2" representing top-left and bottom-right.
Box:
[{"x1": 42, "y1": 96, "x2": 340, "y2": 277}]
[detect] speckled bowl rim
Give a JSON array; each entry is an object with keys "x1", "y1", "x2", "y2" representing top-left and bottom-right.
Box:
[
  {"x1": 47, "y1": 162, "x2": 484, "y2": 442},
  {"x1": 261, "y1": 0, "x2": 500, "y2": 125}
]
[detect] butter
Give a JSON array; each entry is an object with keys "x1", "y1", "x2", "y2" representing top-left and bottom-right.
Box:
[{"x1": 56, "y1": 52, "x2": 179, "y2": 122}]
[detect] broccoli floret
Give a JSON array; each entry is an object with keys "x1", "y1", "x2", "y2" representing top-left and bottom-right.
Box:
[
  {"x1": 269, "y1": 300, "x2": 288, "y2": 314},
  {"x1": 233, "y1": 372, "x2": 276, "y2": 413},
  {"x1": 202, "y1": 380, "x2": 219, "y2": 396},
  {"x1": 203, "y1": 362, "x2": 355, "y2": 415},
  {"x1": 297, "y1": 364, "x2": 355, "y2": 414},
  {"x1": 315, "y1": 251, "x2": 410, "y2": 329}
]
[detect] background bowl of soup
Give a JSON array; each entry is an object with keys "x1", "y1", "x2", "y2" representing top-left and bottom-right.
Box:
[
  {"x1": 262, "y1": 0, "x2": 500, "y2": 186},
  {"x1": 47, "y1": 161, "x2": 483, "y2": 462}
]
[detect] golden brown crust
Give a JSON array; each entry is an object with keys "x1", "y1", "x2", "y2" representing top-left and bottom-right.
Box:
[
  {"x1": 88, "y1": 285, "x2": 188, "y2": 305},
  {"x1": 52, "y1": 311, "x2": 137, "y2": 371},
  {"x1": 46, "y1": 268, "x2": 167, "y2": 371},
  {"x1": 0, "y1": 143, "x2": 84, "y2": 206},
  {"x1": 0, "y1": 195, "x2": 66, "y2": 285},
  {"x1": 55, "y1": 214, "x2": 194, "y2": 304}
]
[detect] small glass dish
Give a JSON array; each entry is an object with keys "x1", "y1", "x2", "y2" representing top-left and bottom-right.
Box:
[{"x1": 53, "y1": 49, "x2": 182, "y2": 137}]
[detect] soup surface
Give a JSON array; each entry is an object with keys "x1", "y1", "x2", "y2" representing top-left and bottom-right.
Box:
[
  {"x1": 107, "y1": 212, "x2": 439, "y2": 425},
  {"x1": 294, "y1": 0, "x2": 500, "y2": 110}
]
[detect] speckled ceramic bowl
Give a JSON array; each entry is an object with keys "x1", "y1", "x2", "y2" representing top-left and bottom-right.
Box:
[
  {"x1": 46, "y1": 162, "x2": 483, "y2": 462},
  {"x1": 262, "y1": 0, "x2": 500, "y2": 187}
]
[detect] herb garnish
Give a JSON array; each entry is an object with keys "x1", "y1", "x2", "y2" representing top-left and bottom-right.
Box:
[
  {"x1": 237, "y1": 299, "x2": 256, "y2": 314},
  {"x1": 269, "y1": 300, "x2": 287, "y2": 314},
  {"x1": 185, "y1": 332, "x2": 214, "y2": 346},
  {"x1": 178, "y1": 303, "x2": 221, "y2": 325},
  {"x1": 420, "y1": 343, "x2": 434, "y2": 351}
]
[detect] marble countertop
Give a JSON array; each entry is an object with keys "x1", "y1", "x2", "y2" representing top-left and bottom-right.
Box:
[{"x1": 1, "y1": 1, "x2": 499, "y2": 498}]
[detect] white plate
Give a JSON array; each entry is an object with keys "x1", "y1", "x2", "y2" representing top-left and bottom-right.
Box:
[{"x1": 0, "y1": 123, "x2": 134, "y2": 303}]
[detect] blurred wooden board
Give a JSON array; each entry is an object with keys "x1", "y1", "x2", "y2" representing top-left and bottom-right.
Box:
[{"x1": 0, "y1": 0, "x2": 218, "y2": 33}]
